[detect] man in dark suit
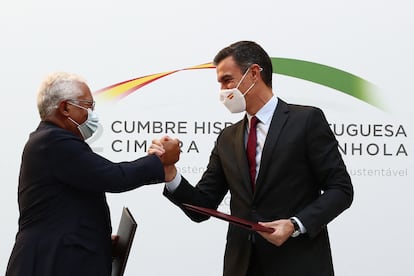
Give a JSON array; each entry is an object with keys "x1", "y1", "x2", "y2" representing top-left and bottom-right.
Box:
[
  {"x1": 6, "y1": 72, "x2": 180, "y2": 276},
  {"x1": 154, "y1": 41, "x2": 353, "y2": 275}
]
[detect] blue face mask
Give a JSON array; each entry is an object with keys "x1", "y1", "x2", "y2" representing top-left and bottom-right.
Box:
[{"x1": 67, "y1": 102, "x2": 99, "y2": 140}]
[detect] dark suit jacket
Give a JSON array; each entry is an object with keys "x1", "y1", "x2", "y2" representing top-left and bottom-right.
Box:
[
  {"x1": 6, "y1": 121, "x2": 164, "y2": 276},
  {"x1": 165, "y1": 99, "x2": 353, "y2": 276}
]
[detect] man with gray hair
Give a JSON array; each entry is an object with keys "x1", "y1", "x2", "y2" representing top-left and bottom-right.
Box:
[{"x1": 6, "y1": 72, "x2": 180, "y2": 276}]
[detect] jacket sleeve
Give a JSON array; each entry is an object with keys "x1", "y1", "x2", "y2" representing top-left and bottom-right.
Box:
[
  {"x1": 49, "y1": 133, "x2": 165, "y2": 193},
  {"x1": 163, "y1": 138, "x2": 229, "y2": 222},
  {"x1": 296, "y1": 107, "x2": 354, "y2": 238}
]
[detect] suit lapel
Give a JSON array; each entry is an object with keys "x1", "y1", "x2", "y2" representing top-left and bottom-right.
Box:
[
  {"x1": 233, "y1": 116, "x2": 255, "y2": 194},
  {"x1": 256, "y1": 99, "x2": 289, "y2": 188}
]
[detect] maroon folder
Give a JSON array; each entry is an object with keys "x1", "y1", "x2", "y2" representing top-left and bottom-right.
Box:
[{"x1": 183, "y1": 203, "x2": 274, "y2": 233}]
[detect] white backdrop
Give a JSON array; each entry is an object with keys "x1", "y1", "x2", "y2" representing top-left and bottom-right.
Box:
[{"x1": 1, "y1": 0, "x2": 413, "y2": 275}]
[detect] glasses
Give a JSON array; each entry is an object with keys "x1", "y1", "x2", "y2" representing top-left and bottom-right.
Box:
[{"x1": 68, "y1": 99, "x2": 95, "y2": 110}]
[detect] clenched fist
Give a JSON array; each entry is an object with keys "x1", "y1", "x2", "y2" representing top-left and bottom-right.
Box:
[{"x1": 159, "y1": 136, "x2": 181, "y2": 165}]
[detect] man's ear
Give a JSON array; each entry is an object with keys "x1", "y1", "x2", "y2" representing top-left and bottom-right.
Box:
[
  {"x1": 251, "y1": 64, "x2": 262, "y2": 81},
  {"x1": 58, "y1": 101, "x2": 70, "y2": 116}
]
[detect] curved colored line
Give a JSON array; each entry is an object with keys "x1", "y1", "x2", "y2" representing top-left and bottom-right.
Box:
[
  {"x1": 94, "y1": 63, "x2": 215, "y2": 101},
  {"x1": 94, "y1": 59, "x2": 383, "y2": 110},
  {"x1": 271, "y1": 58, "x2": 384, "y2": 110},
  {"x1": 94, "y1": 71, "x2": 179, "y2": 101}
]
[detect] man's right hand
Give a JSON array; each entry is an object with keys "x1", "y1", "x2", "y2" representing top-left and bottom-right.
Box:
[
  {"x1": 148, "y1": 136, "x2": 181, "y2": 182},
  {"x1": 159, "y1": 136, "x2": 181, "y2": 165},
  {"x1": 148, "y1": 136, "x2": 181, "y2": 165}
]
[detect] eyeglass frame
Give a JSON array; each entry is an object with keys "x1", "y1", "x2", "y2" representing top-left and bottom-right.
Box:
[{"x1": 67, "y1": 99, "x2": 95, "y2": 110}]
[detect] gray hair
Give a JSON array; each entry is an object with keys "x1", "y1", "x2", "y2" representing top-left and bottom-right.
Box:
[{"x1": 37, "y1": 72, "x2": 87, "y2": 120}]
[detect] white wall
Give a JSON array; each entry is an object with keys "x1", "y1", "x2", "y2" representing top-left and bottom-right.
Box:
[{"x1": 1, "y1": 0, "x2": 413, "y2": 275}]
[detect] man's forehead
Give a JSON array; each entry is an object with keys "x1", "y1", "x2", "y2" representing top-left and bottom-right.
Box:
[
  {"x1": 216, "y1": 57, "x2": 240, "y2": 80},
  {"x1": 77, "y1": 82, "x2": 92, "y2": 97},
  {"x1": 217, "y1": 56, "x2": 237, "y2": 70}
]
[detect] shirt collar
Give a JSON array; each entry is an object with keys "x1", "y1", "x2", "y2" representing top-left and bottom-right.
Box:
[{"x1": 247, "y1": 96, "x2": 278, "y2": 125}]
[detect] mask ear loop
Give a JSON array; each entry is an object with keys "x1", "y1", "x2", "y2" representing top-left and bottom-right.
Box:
[
  {"x1": 66, "y1": 101, "x2": 88, "y2": 127},
  {"x1": 242, "y1": 82, "x2": 255, "y2": 97},
  {"x1": 241, "y1": 66, "x2": 260, "y2": 96},
  {"x1": 243, "y1": 66, "x2": 263, "y2": 96},
  {"x1": 236, "y1": 67, "x2": 251, "y2": 89},
  {"x1": 68, "y1": 117, "x2": 80, "y2": 127}
]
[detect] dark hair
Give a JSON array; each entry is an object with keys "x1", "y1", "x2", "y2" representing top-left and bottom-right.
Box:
[{"x1": 213, "y1": 41, "x2": 273, "y2": 87}]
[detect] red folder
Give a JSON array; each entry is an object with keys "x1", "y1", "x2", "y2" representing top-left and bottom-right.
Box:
[{"x1": 183, "y1": 203, "x2": 274, "y2": 233}]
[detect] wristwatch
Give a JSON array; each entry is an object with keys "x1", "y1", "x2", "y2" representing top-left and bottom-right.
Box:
[{"x1": 290, "y1": 218, "x2": 301, "y2": 237}]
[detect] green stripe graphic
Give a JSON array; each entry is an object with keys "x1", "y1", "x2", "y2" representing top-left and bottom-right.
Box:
[{"x1": 271, "y1": 58, "x2": 384, "y2": 110}]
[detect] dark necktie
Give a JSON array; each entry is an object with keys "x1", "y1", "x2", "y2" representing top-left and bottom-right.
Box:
[{"x1": 246, "y1": 116, "x2": 259, "y2": 190}]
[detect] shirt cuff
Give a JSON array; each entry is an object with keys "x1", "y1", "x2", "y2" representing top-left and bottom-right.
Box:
[
  {"x1": 165, "y1": 173, "x2": 182, "y2": 193},
  {"x1": 291, "y1": 216, "x2": 307, "y2": 234}
]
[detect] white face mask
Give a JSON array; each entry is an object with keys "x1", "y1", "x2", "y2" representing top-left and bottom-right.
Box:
[
  {"x1": 67, "y1": 102, "x2": 99, "y2": 140},
  {"x1": 219, "y1": 67, "x2": 255, "y2": 113}
]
